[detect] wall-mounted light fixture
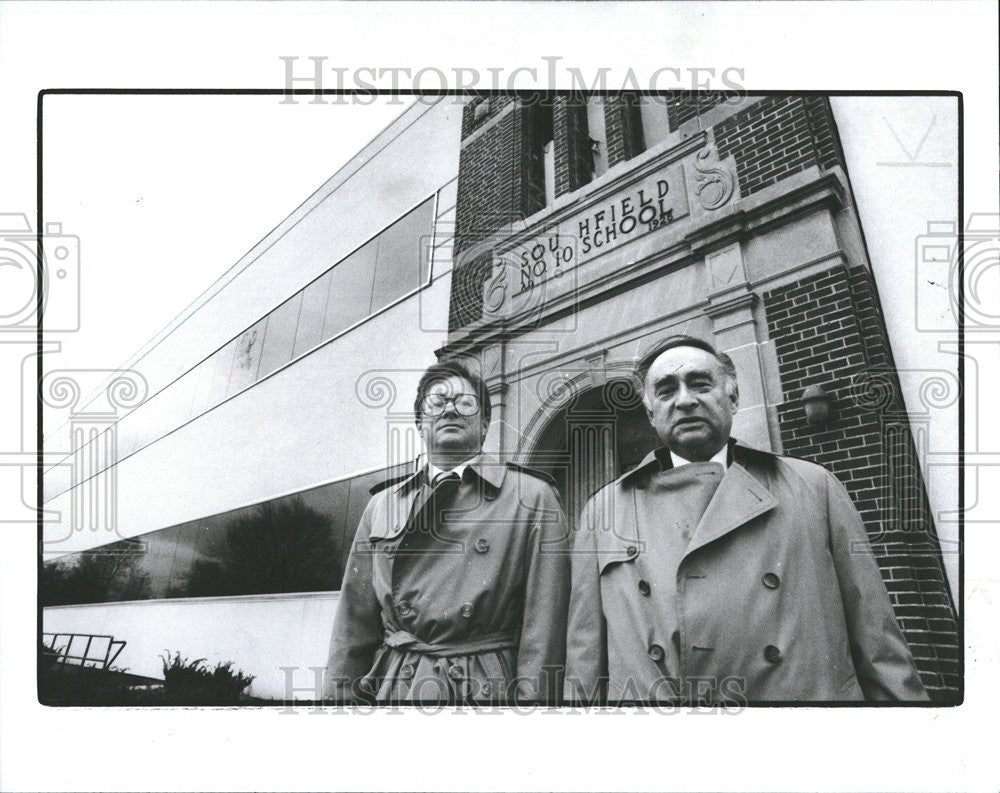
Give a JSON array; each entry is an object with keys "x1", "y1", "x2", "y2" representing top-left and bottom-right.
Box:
[{"x1": 802, "y1": 384, "x2": 834, "y2": 425}]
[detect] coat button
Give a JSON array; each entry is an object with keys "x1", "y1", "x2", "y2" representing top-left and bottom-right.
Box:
[
  {"x1": 626, "y1": 545, "x2": 638, "y2": 558},
  {"x1": 460, "y1": 602, "x2": 474, "y2": 618},
  {"x1": 474, "y1": 538, "x2": 490, "y2": 554},
  {"x1": 397, "y1": 600, "x2": 412, "y2": 617},
  {"x1": 480, "y1": 682, "x2": 491, "y2": 697},
  {"x1": 400, "y1": 664, "x2": 415, "y2": 679},
  {"x1": 764, "y1": 644, "x2": 782, "y2": 663},
  {"x1": 448, "y1": 664, "x2": 464, "y2": 680},
  {"x1": 647, "y1": 644, "x2": 665, "y2": 662},
  {"x1": 638, "y1": 580, "x2": 651, "y2": 596},
  {"x1": 762, "y1": 572, "x2": 780, "y2": 589}
]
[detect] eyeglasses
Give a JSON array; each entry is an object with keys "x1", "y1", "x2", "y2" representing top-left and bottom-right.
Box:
[{"x1": 421, "y1": 393, "x2": 481, "y2": 416}]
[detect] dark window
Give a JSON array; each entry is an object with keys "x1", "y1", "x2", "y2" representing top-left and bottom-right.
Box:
[
  {"x1": 323, "y1": 238, "x2": 379, "y2": 338},
  {"x1": 41, "y1": 463, "x2": 412, "y2": 605},
  {"x1": 370, "y1": 198, "x2": 434, "y2": 310},
  {"x1": 256, "y1": 292, "x2": 302, "y2": 379},
  {"x1": 228, "y1": 318, "x2": 266, "y2": 397},
  {"x1": 292, "y1": 271, "x2": 332, "y2": 358},
  {"x1": 525, "y1": 103, "x2": 554, "y2": 215}
]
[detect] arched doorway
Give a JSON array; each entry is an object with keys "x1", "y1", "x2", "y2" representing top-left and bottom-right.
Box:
[{"x1": 527, "y1": 379, "x2": 660, "y2": 521}]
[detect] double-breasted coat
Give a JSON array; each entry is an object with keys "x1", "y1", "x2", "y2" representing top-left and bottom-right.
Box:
[
  {"x1": 325, "y1": 455, "x2": 569, "y2": 704},
  {"x1": 565, "y1": 443, "x2": 928, "y2": 703}
]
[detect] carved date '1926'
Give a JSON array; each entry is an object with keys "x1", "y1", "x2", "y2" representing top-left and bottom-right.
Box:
[{"x1": 516, "y1": 178, "x2": 677, "y2": 296}]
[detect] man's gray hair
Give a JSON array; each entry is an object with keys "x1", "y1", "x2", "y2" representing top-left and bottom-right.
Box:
[{"x1": 633, "y1": 334, "x2": 738, "y2": 396}]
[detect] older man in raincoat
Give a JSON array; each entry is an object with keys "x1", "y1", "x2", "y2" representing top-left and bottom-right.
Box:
[
  {"x1": 326, "y1": 360, "x2": 569, "y2": 704},
  {"x1": 565, "y1": 335, "x2": 928, "y2": 704}
]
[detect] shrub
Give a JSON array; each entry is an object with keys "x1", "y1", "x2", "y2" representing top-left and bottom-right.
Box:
[
  {"x1": 38, "y1": 645, "x2": 256, "y2": 706},
  {"x1": 159, "y1": 651, "x2": 255, "y2": 705}
]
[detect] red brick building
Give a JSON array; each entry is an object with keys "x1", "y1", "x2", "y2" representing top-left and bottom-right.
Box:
[
  {"x1": 443, "y1": 93, "x2": 960, "y2": 701},
  {"x1": 42, "y1": 94, "x2": 959, "y2": 702}
]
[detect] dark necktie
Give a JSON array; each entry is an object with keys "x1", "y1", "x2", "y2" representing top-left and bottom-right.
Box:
[
  {"x1": 403, "y1": 471, "x2": 462, "y2": 541},
  {"x1": 432, "y1": 470, "x2": 462, "y2": 492}
]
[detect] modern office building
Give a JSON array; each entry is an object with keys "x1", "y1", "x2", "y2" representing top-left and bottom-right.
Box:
[{"x1": 41, "y1": 93, "x2": 960, "y2": 701}]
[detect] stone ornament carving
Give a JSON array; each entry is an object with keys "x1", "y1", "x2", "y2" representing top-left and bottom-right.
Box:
[
  {"x1": 482, "y1": 260, "x2": 507, "y2": 315},
  {"x1": 706, "y1": 243, "x2": 747, "y2": 291},
  {"x1": 693, "y1": 146, "x2": 735, "y2": 211}
]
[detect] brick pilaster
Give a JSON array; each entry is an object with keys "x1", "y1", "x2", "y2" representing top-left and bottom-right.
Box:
[
  {"x1": 664, "y1": 91, "x2": 727, "y2": 130},
  {"x1": 763, "y1": 266, "x2": 960, "y2": 701},
  {"x1": 603, "y1": 94, "x2": 646, "y2": 167},
  {"x1": 452, "y1": 96, "x2": 548, "y2": 329},
  {"x1": 553, "y1": 94, "x2": 592, "y2": 197}
]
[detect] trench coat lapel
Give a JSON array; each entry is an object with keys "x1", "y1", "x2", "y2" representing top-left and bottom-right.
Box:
[
  {"x1": 368, "y1": 471, "x2": 426, "y2": 542},
  {"x1": 367, "y1": 454, "x2": 507, "y2": 542},
  {"x1": 684, "y1": 462, "x2": 777, "y2": 558}
]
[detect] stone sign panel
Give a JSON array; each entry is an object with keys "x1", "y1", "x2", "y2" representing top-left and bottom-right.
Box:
[{"x1": 483, "y1": 160, "x2": 690, "y2": 321}]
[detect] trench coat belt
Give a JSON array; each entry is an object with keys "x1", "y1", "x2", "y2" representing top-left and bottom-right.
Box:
[{"x1": 382, "y1": 629, "x2": 518, "y2": 658}]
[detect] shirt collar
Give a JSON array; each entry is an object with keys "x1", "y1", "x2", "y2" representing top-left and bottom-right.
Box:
[
  {"x1": 396, "y1": 453, "x2": 507, "y2": 493},
  {"x1": 622, "y1": 438, "x2": 738, "y2": 486},
  {"x1": 427, "y1": 459, "x2": 473, "y2": 485},
  {"x1": 670, "y1": 445, "x2": 728, "y2": 471}
]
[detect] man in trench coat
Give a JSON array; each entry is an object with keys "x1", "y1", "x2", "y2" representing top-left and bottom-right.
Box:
[
  {"x1": 326, "y1": 361, "x2": 569, "y2": 704},
  {"x1": 565, "y1": 335, "x2": 928, "y2": 704}
]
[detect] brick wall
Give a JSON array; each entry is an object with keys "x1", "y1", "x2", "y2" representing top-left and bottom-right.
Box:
[
  {"x1": 453, "y1": 95, "x2": 588, "y2": 330},
  {"x1": 461, "y1": 95, "x2": 515, "y2": 140},
  {"x1": 664, "y1": 91, "x2": 728, "y2": 130},
  {"x1": 604, "y1": 94, "x2": 645, "y2": 167},
  {"x1": 448, "y1": 249, "x2": 495, "y2": 331},
  {"x1": 553, "y1": 95, "x2": 592, "y2": 197},
  {"x1": 715, "y1": 95, "x2": 845, "y2": 198},
  {"x1": 763, "y1": 265, "x2": 960, "y2": 701},
  {"x1": 451, "y1": 98, "x2": 545, "y2": 329},
  {"x1": 802, "y1": 95, "x2": 846, "y2": 170}
]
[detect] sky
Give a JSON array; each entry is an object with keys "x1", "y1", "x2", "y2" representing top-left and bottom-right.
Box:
[{"x1": 40, "y1": 94, "x2": 414, "y2": 376}]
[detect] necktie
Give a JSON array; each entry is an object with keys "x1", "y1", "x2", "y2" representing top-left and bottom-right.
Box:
[
  {"x1": 432, "y1": 471, "x2": 462, "y2": 491},
  {"x1": 403, "y1": 471, "x2": 462, "y2": 541}
]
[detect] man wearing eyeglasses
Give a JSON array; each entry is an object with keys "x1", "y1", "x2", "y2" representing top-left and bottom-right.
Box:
[{"x1": 325, "y1": 360, "x2": 569, "y2": 705}]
